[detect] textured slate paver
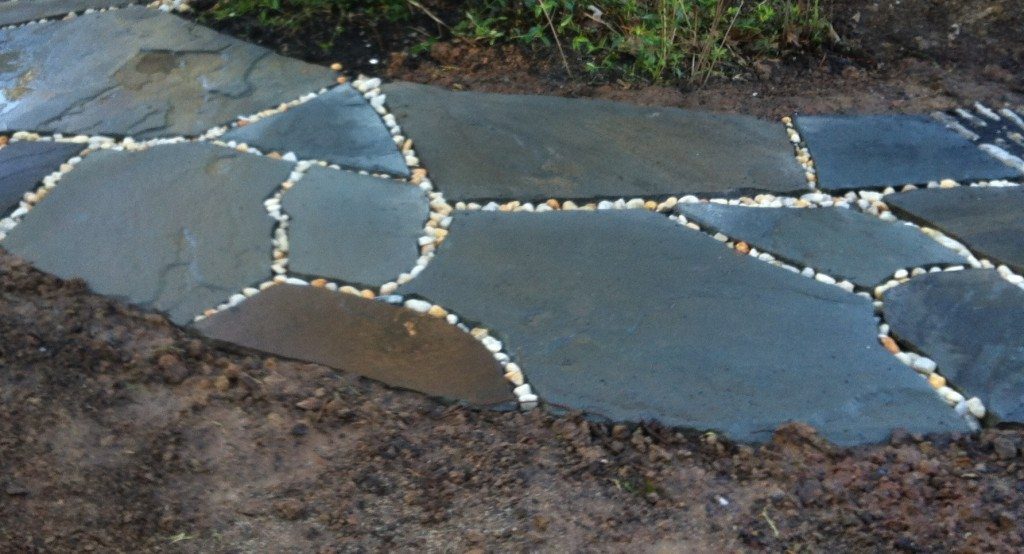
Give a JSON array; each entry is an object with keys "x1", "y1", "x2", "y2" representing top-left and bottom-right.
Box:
[
  {"x1": 0, "y1": 141, "x2": 81, "y2": 215},
  {"x1": 0, "y1": 6, "x2": 337, "y2": 138},
  {"x1": 383, "y1": 82, "x2": 807, "y2": 201},
  {"x1": 796, "y1": 115, "x2": 1022, "y2": 191},
  {"x1": 222, "y1": 85, "x2": 408, "y2": 176},
  {"x1": 0, "y1": 0, "x2": 133, "y2": 26},
  {"x1": 1, "y1": 142, "x2": 291, "y2": 324},
  {"x1": 196, "y1": 284, "x2": 514, "y2": 406},
  {"x1": 884, "y1": 270, "x2": 1024, "y2": 422},
  {"x1": 399, "y1": 210, "x2": 968, "y2": 445},
  {"x1": 284, "y1": 167, "x2": 427, "y2": 286},
  {"x1": 885, "y1": 186, "x2": 1024, "y2": 273},
  {"x1": 676, "y1": 203, "x2": 965, "y2": 287}
]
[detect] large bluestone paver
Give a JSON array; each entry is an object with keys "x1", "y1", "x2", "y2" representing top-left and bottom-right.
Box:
[
  {"x1": 1, "y1": 142, "x2": 292, "y2": 324},
  {"x1": 196, "y1": 284, "x2": 515, "y2": 406},
  {"x1": 0, "y1": 140, "x2": 81, "y2": 215},
  {"x1": 222, "y1": 85, "x2": 408, "y2": 176},
  {"x1": 399, "y1": 210, "x2": 968, "y2": 445},
  {"x1": 284, "y1": 166, "x2": 427, "y2": 286},
  {"x1": 0, "y1": 0, "x2": 133, "y2": 26},
  {"x1": 676, "y1": 203, "x2": 965, "y2": 287},
  {"x1": 885, "y1": 186, "x2": 1024, "y2": 273},
  {"x1": 0, "y1": 6, "x2": 337, "y2": 138},
  {"x1": 884, "y1": 270, "x2": 1024, "y2": 422},
  {"x1": 383, "y1": 82, "x2": 807, "y2": 201},
  {"x1": 796, "y1": 115, "x2": 1022, "y2": 191}
]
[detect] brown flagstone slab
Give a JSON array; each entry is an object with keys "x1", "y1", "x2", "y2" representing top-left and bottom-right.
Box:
[{"x1": 195, "y1": 284, "x2": 514, "y2": 407}]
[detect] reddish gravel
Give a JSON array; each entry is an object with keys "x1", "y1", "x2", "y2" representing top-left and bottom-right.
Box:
[{"x1": 2, "y1": 249, "x2": 1023, "y2": 551}]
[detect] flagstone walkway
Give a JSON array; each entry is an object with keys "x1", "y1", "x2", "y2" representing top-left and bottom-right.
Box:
[{"x1": 2, "y1": 1, "x2": 1023, "y2": 445}]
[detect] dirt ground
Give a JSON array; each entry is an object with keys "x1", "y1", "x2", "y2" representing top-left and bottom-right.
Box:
[{"x1": 3, "y1": 0, "x2": 1024, "y2": 551}]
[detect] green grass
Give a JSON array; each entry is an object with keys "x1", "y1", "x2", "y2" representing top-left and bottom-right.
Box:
[{"x1": 204, "y1": 0, "x2": 832, "y2": 85}]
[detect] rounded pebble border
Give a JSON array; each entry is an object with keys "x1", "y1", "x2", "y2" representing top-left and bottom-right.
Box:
[
  {"x1": 0, "y1": 1, "x2": 191, "y2": 32},
  {"x1": 781, "y1": 116, "x2": 818, "y2": 190}
]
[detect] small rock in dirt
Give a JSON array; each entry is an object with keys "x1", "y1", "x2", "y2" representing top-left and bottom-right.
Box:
[
  {"x1": 274, "y1": 498, "x2": 305, "y2": 520},
  {"x1": 993, "y1": 437, "x2": 1018, "y2": 460}
]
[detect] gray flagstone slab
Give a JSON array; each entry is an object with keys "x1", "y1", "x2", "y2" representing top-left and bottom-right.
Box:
[
  {"x1": 0, "y1": 0, "x2": 133, "y2": 26},
  {"x1": 0, "y1": 6, "x2": 337, "y2": 138},
  {"x1": 0, "y1": 140, "x2": 81, "y2": 215},
  {"x1": 399, "y1": 209, "x2": 968, "y2": 445},
  {"x1": 383, "y1": 82, "x2": 807, "y2": 201},
  {"x1": 1, "y1": 142, "x2": 292, "y2": 324}
]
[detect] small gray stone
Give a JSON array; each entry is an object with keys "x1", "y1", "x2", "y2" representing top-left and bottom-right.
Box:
[
  {"x1": 221, "y1": 85, "x2": 408, "y2": 176},
  {"x1": 400, "y1": 210, "x2": 968, "y2": 445},
  {"x1": 0, "y1": 141, "x2": 81, "y2": 214},
  {"x1": 676, "y1": 203, "x2": 965, "y2": 287},
  {"x1": 283, "y1": 167, "x2": 427, "y2": 287},
  {"x1": 383, "y1": 82, "x2": 807, "y2": 201},
  {"x1": 0, "y1": 7, "x2": 337, "y2": 138},
  {"x1": 884, "y1": 269, "x2": 1024, "y2": 423},
  {"x1": 796, "y1": 114, "x2": 1021, "y2": 191},
  {"x1": 1, "y1": 142, "x2": 292, "y2": 324}
]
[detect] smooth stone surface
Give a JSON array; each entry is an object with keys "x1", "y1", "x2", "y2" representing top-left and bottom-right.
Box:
[
  {"x1": 1, "y1": 142, "x2": 291, "y2": 324},
  {"x1": 0, "y1": 7, "x2": 337, "y2": 138},
  {"x1": 796, "y1": 115, "x2": 1022, "y2": 191},
  {"x1": 0, "y1": 0, "x2": 134, "y2": 26},
  {"x1": 384, "y1": 82, "x2": 807, "y2": 201},
  {"x1": 885, "y1": 186, "x2": 1024, "y2": 273},
  {"x1": 196, "y1": 284, "x2": 514, "y2": 406},
  {"x1": 0, "y1": 140, "x2": 81, "y2": 214},
  {"x1": 884, "y1": 270, "x2": 1024, "y2": 422},
  {"x1": 283, "y1": 166, "x2": 427, "y2": 286},
  {"x1": 676, "y1": 203, "x2": 965, "y2": 287},
  {"x1": 221, "y1": 85, "x2": 408, "y2": 176},
  {"x1": 399, "y1": 210, "x2": 968, "y2": 445}
]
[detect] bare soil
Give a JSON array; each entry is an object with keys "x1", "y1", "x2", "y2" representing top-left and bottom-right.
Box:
[
  {"x1": 2, "y1": 249, "x2": 1024, "y2": 552},
  {"x1": 3, "y1": 0, "x2": 1024, "y2": 550}
]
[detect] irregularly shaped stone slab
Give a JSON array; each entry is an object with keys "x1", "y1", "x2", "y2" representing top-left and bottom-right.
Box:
[
  {"x1": 885, "y1": 186, "x2": 1024, "y2": 273},
  {"x1": 0, "y1": 140, "x2": 81, "y2": 215},
  {"x1": 1, "y1": 142, "x2": 291, "y2": 324},
  {"x1": 0, "y1": 6, "x2": 337, "y2": 138},
  {"x1": 0, "y1": 0, "x2": 132, "y2": 26},
  {"x1": 221, "y1": 85, "x2": 408, "y2": 176},
  {"x1": 884, "y1": 270, "x2": 1024, "y2": 422},
  {"x1": 796, "y1": 115, "x2": 1022, "y2": 191},
  {"x1": 400, "y1": 210, "x2": 968, "y2": 445},
  {"x1": 284, "y1": 167, "x2": 427, "y2": 286},
  {"x1": 383, "y1": 82, "x2": 806, "y2": 201},
  {"x1": 196, "y1": 284, "x2": 514, "y2": 406},
  {"x1": 676, "y1": 203, "x2": 965, "y2": 287}
]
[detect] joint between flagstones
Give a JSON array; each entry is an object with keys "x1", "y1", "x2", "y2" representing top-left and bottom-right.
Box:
[{"x1": 782, "y1": 116, "x2": 818, "y2": 191}]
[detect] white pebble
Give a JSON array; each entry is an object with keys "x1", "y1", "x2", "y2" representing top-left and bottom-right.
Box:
[{"x1": 404, "y1": 298, "x2": 431, "y2": 313}]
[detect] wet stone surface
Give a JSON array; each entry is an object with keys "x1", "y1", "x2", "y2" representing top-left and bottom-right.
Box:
[
  {"x1": 1, "y1": 142, "x2": 291, "y2": 324},
  {"x1": 0, "y1": 0, "x2": 134, "y2": 26},
  {"x1": 383, "y1": 82, "x2": 807, "y2": 201},
  {"x1": 221, "y1": 85, "x2": 408, "y2": 176},
  {"x1": 884, "y1": 270, "x2": 1024, "y2": 422},
  {"x1": 885, "y1": 186, "x2": 1024, "y2": 273},
  {"x1": 284, "y1": 166, "x2": 427, "y2": 286},
  {"x1": 400, "y1": 210, "x2": 968, "y2": 445},
  {"x1": 676, "y1": 203, "x2": 965, "y2": 287},
  {"x1": 796, "y1": 115, "x2": 1022, "y2": 191},
  {"x1": 0, "y1": 6, "x2": 337, "y2": 138},
  {"x1": 0, "y1": 141, "x2": 81, "y2": 215},
  {"x1": 196, "y1": 284, "x2": 515, "y2": 406}
]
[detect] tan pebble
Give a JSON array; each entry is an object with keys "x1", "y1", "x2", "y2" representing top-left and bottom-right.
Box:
[
  {"x1": 546, "y1": 199, "x2": 560, "y2": 210},
  {"x1": 361, "y1": 289, "x2": 375, "y2": 299},
  {"x1": 235, "y1": 119, "x2": 249, "y2": 127},
  {"x1": 311, "y1": 278, "x2": 328, "y2": 288},
  {"x1": 939, "y1": 179, "x2": 958, "y2": 188},
  {"x1": 928, "y1": 373, "x2": 946, "y2": 389},
  {"x1": 793, "y1": 199, "x2": 810, "y2": 208},
  {"x1": 781, "y1": 116, "x2": 792, "y2": 124},
  {"x1": 434, "y1": 228, "x2": 448, "y2": 240},
  {"x1": 735, "y1": 241, "x2": 750, "y2": 254},
  {"x1": 420, "y1": 244, "x2": 435, "y2": 255},
  {"x1": 267, "y1": 152, "x2": 282, "y2": 160},
  {"x1": 273, "y1": 250, "x2": 285, "y2": 260},
  {"x1": 214, "y1": 375, "x2": 231, "y2": 392},
  {"x1": 336, "y1": 76, "x2": 347, "y2": 84},
  {"x1": 499, "y1": 202, "x2": 514, "y2": 212},
  {"x1": 470, "y1": 327, "x2": 489, "y2": 339},
  {"x1": 402, "y1": 138, "x2": 413, "y2": 152},
  {"x1": 411, "y1": 168, "x2": 428, "y2": 184},
  {"x1": 204, "y1": 308, "x2": 217, "y2": 317},
  {"x1": 330, "y1": 62, "x2": 343, "y2": 71},
  {"x1": 0, "y1": 136, "x2": 8, "y2": 146},
  {"x1": 59, "y1": 163, "x2": 73, "y2": 172},
  {"x1": 339, "y1": 285, "x2": 359, "y2": 295},
  {"x1": 879, "y1": 335, "x2": 900, "y2": 354},
  {"x1": 427, "y1": 305, "x2": 448, "y2": 318},
  {"x1": 644, "y1": 200, "x2": 658, "y2": 210},
  {"x1": 281, "y1": 180, "x2": 294, "y2": 190}
]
